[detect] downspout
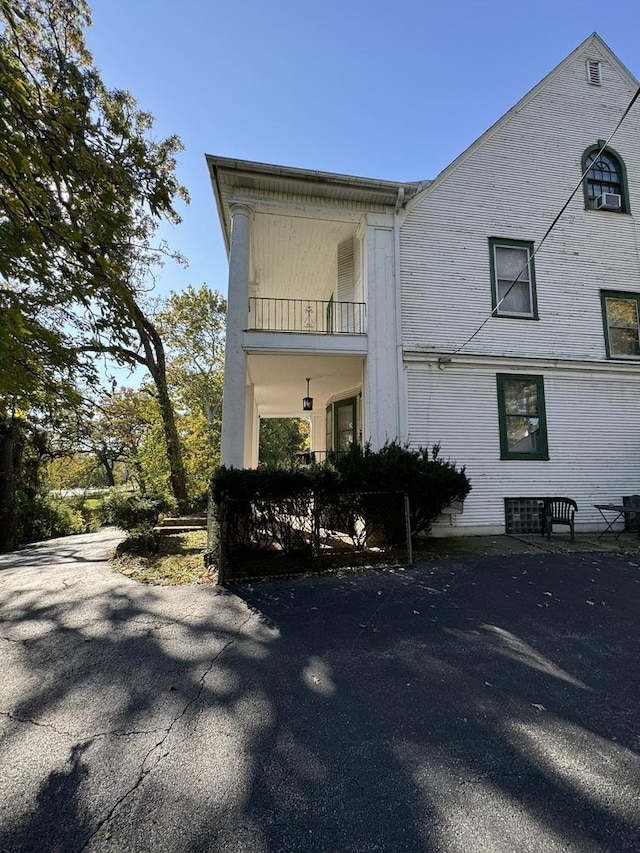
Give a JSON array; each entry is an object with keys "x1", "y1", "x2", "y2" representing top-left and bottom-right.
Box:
[{"x1": 394, "y1": 187, "x2": 409, "y2": 444}]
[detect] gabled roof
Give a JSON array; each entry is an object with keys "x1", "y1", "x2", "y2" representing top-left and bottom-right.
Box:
[
  {"x1": 207, "y1": 155, "x2": 428, "y2": 253},
  {"x1": 404, "y1": 33, "x2": 639, "y2": 214}
]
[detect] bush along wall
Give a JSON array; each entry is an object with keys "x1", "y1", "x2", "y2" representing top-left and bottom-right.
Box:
[
  {"x1": 330, "y1": 442, "x2": 471, "y2": 543},
  {"x1": 210, "y1": 442, "x2": 471, "y2": 580}
]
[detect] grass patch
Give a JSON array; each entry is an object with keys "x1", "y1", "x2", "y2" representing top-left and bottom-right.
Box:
[{"x1": 112, "y1": 530, "x2": 216, "y2": 586}]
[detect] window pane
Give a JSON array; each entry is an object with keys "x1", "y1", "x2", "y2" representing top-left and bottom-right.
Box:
[
  {"x1": 607, "y1": 298, "x2": 640, "y2": 356},
  {"x1": 495, "y1": 246, "x2": 532, "y2": 315},
  {"x1": 586, "y1": 153, "x2": 622, "y2": 204},
  {"x1": 498, "y1": 280, "x2": 531, "y2": 314},
  {"x1": 504, "y1": 380, "x2": 539, "y2": 416},
  {"x1": 337, "y1": 404, "x2": 353, "y2": 432},
  {"x1": 496, "y1": 247, "x2": 529, "y2": 283},
  {"x1": 335, "y1": 400, "x2": 355, "y2": 451},
  {"x1": 507, "y1": 416, "x2": 541, "y2": 453}
]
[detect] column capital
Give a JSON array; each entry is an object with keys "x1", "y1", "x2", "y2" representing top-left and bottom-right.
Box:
[{"x1": 229, "y1": 201, "x2": 253, "y2": 219}]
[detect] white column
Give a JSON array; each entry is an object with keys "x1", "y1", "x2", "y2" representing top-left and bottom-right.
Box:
[
  {"x1": 220, "y1": 203, "x2": 252, "y2": 468},
  {"x1": 243, "y1": 383, "x2": 260, "y2": 468},
  {"x1": 310, "y1": 414, "x2": 326, "y2": 454},
  {"x1": 363, "y1": 216, "x2": 401, "y2": 449}
]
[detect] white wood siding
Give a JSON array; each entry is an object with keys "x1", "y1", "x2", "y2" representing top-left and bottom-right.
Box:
[
  {"x1": 398, "y1": 40, "x2": 640, "y2": 533},
  {"x1": 400, "y1": 42, "x2": 640, "y2": 362},
  {"x1": 407, "y1": 359, "x2": 640, "y2": 531}
]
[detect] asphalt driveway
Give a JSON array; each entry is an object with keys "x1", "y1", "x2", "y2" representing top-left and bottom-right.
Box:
[{"x1": 1, "y1": 529, "x2": 639, "y2": 852}]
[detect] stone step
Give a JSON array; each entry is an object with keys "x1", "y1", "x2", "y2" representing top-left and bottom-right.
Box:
[
  {"x1": 154, "y1": 524, "x2": 207, "y2": 536},
  {"x1": 157, "y1": 515, "x2": 207, "y2": 528}
]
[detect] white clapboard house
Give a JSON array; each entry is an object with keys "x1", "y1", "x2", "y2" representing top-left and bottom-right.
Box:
[{"x1": 208, "y1": 33, "x2": 640, "y2": 535}]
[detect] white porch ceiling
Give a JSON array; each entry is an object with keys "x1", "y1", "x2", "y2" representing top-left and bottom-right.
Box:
[
  {"x1": 247, "y1": 353, "x2": 364, "y2": 416},
  {"x1": 250, "y1": 213, "x2": 358, "y2": 302}
]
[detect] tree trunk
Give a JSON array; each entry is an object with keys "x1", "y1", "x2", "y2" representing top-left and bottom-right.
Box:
[
  {"x1": 134, "y1": 311, "x2": 189, "y2": 512},
  {"x1": 96, "y1": 452, "x2": 116, "y2": 487},
  {"x1": 0, "y1": 418, "x2": 20, "y2": 552},
  {"x1": 86, "y1": 300, "x2": 190, "y2": 512}
]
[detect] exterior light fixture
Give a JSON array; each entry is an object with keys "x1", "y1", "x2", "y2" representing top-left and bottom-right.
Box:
[{"x1": 302, "y1": 378, "x2": 313, "y2": 411}]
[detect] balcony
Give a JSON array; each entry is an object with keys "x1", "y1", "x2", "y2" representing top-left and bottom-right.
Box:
[{"x1": 248, "y1": 297, "x2": 366, "y2": 335}]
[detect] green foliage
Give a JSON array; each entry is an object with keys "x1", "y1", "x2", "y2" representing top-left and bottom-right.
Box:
[
  {"x1": 0, "y1": 0, "x2": 190, "y2": 538},
  {"x1": 66, "y1": 494, "x2": 101, "y2": 532},
  {"x1": 154, "y1": 284, "x2": 227, "y2": 491},
  {"x1": 100, "y1": 490, "x2": 174, "y2": 532},
  {"x1": 330, "y1": 442, "x2": 471, "y2": 541},
  {"x1": 259, "y1": 418, "x2": 309, "y2": 468},
  {"x1": 17, "y1": 493, "x2": 85, "y2": 543},
  {"x1": 116, "y1": 525, "x2": 160, "y2": 556},
  {"x1": 0, "y1": 0, "x2": 188, "y2": 402},
  {"x1": 211, "y1": 465, "x2": 315, "y2": 505},
  {"x1": 212, "y1": 441, "x2": 471, "y2": 546}
]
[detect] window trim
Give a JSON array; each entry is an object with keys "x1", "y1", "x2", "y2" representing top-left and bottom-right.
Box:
[
  {"x1": 581, "y1": 142, "x2": 630, "y2": 214},
  {"x1": 496, "y1": 373, "x2": 549, "y2": 461},
  {"x1": 488, "y1": 237, "x2": 539, "y2": 320},
  {"x1": 600, "y1": 290, "x2": 640, "y2": 360}
]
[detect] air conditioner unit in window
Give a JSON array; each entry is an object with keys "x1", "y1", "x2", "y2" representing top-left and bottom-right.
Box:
[{"x1": 595, "y1": 193, "x2": 622, "y2": 211}]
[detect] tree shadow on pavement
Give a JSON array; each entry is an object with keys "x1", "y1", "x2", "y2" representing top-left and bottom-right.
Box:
[{"x1": 0, "y1": 547, "x2": 639, "y2": 852}]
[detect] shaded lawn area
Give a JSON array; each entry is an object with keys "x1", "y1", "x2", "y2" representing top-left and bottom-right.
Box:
[{"x1": 112, "y1": 530, "x2": 215, "y2": 585}]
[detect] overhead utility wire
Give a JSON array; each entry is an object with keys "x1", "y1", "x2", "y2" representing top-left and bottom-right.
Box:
[{"x1": 451, "y1": 84, "x2": 640, "y2": 357}]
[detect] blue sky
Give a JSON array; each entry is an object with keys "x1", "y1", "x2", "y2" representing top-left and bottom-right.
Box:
[{"x1": 86, "y1": 0, "x2": 639, "y2": 302}]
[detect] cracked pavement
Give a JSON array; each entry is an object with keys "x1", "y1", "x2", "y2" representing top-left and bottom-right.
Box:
[{"x1": 1, "y1": 529, "x2": 640, "y2": 851}]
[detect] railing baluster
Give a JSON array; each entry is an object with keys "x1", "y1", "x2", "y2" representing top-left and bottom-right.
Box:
[{"x1": 247, "y1": 298, "x2": 366, "y2": 334}]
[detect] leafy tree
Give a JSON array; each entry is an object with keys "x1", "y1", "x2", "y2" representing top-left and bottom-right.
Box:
[
  {"x1": 155, "y1": 285, "x2": 226, "y2": 448},
  {"x1": 0, "y1": 0, "x2": 187, "y2": 387},
  {"x1": 0, "y1": 0, "x2": 189, "y2": 546},
  {"x1": 259, "y1": 418, "x2": 310, "y2": 467}
]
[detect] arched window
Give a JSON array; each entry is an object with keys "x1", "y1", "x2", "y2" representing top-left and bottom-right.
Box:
[{"x1": 582, "y1": 144, "x2": 630, "y2": 213}]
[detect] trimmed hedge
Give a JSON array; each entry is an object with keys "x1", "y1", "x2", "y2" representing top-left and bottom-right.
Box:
[
  {"x1": 331, "y1": 442, "x2": 471, "y2": 541},
  {"x1": 211, "y1": 441, "x2": 471, "y2": 546}
]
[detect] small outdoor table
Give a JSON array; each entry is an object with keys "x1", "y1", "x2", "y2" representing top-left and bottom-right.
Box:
[{"x1": 593, "y1": 504, "x2": 628, "y2": 539}]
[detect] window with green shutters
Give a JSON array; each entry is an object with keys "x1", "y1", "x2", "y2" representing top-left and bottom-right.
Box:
[{"x1": 497, "y1": 374, "x2": 549, "y2": 460}]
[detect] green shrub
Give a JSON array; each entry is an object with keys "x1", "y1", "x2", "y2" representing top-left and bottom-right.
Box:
[
  {"x1": 101, "y1": 490, "x2": 175, "y2": 531},
  {"x1": 67, "y1": 495, "x2": 102, "y2": 533},
  {"x1": 330, "y1": 442, "x2": 471, "y2": 543},
  {"x1": 116, "y1": 525, "x2": 160, "y2": 556},
  {"x1": 17, "y1": 493, "x2": 86, "y2": 543},
  {"x1": 211, "y1": 465, "x2": 313, "y2": 505},
  {"x1": 211, "y1": 442, "x2": 471, "y2": 547}
]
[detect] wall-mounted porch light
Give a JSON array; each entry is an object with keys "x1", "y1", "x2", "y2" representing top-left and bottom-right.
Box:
[{"x1": 302, "y1": 378, "x2": 313, "y2": 411}]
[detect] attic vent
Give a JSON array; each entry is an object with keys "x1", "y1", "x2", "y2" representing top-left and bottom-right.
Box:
[{"x1": 586, "y1": 59, "x2": 602, "y2": 85}]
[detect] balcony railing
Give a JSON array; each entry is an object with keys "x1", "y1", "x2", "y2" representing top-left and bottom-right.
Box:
[
  {"x1": 295, "y1": 450, "x2": 349, "y2": 466},
  {"x1": 248, "y1": 297, "x2": 366, "y2": 334}
]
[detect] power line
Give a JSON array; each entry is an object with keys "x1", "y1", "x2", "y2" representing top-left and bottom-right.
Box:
[{"x1": 451, "y1": 84, "x2": 640, "y2": 357}]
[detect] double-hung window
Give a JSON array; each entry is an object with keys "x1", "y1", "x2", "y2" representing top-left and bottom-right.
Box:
[
  {"x1": 497, "y1": 374, "x2": 549, "y2": 460},
  {"x1": 489, "y1": 238, "x2": 538, "y2": 319},
  {"x1": 601, "y1": 291, "x2": 640, "y2": 358}
]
